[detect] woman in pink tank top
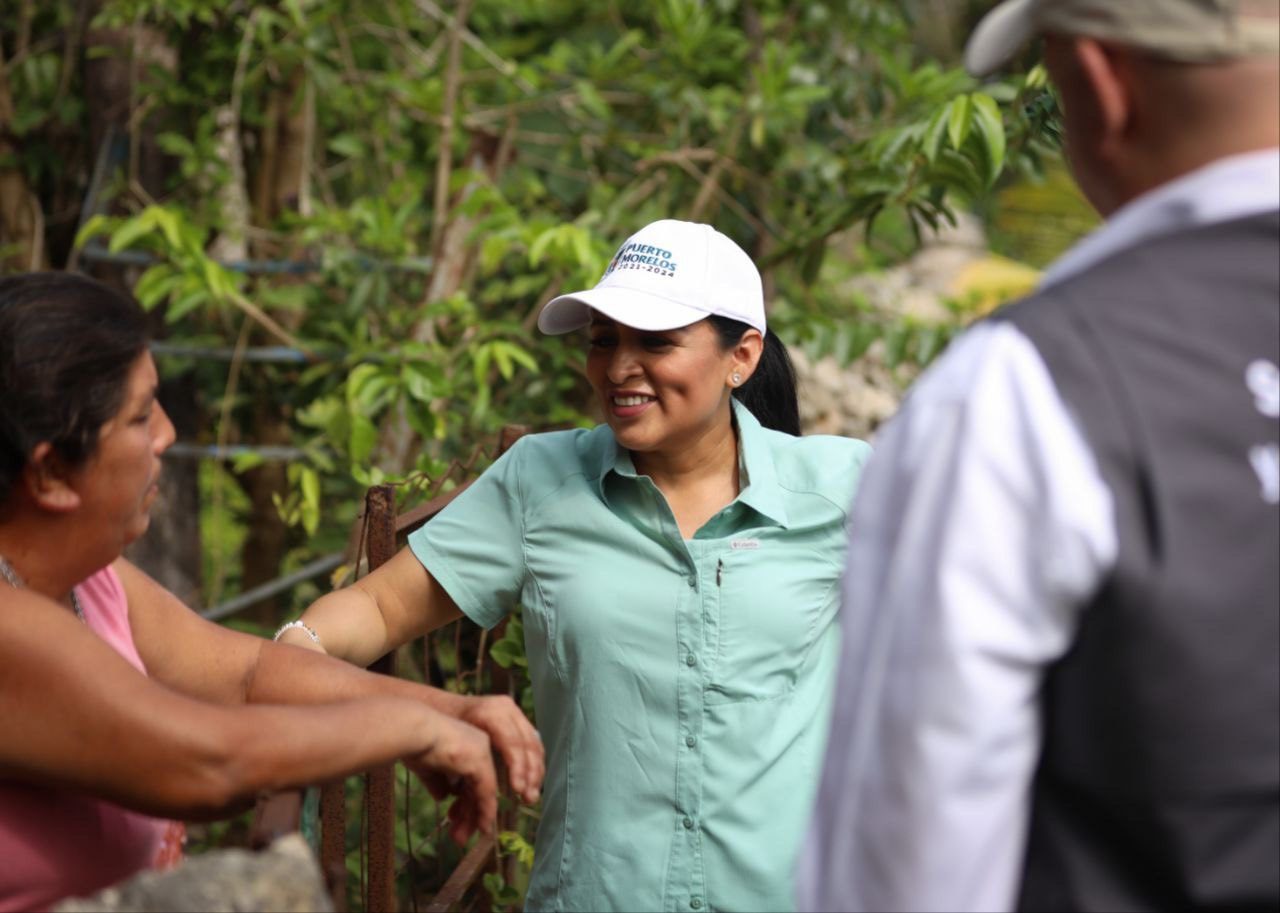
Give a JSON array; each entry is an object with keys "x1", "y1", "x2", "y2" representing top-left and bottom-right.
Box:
[
  {"x1": 0, "y1": 274, "x2": 543, "y2": 910},
  {"x1": 0, "y1": 568, "x2": 183, "y2": 912}
]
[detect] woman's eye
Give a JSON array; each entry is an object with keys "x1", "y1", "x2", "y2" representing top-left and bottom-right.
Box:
[
  {"x1": 642, "y1": 337, "x2": 672, "y2": 350},
  {"x1": 133, "y1": 410, "x2": 153, "y2": 425},
  {"x1": 588, "y1": 337, "x2": 616, "y2": 348}
]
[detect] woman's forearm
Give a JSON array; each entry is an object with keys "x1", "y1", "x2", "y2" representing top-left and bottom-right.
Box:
[
  {"x1": 290, "y1": 584, "x2": 396, "y2": 667},
  {"x1": 108, "y1": 695, "x2": 446, "y2": 819},
  {"x1": 0, "y1": 592, "x2": 493, "y2": 824},
  {"x1": 247, "y1": 637, "x2": 469, "y2": 717},
  {"x1": 291, "y1": 548, "x2": 463, "y2": 667},
  {"x1": 249, "y1": 640, "x2": 543, "y2": 805}
]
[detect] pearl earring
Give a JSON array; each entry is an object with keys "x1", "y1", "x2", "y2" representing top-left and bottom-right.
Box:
[{"x1": 732, "y1": 373, "x2": 742, "y2": 385}]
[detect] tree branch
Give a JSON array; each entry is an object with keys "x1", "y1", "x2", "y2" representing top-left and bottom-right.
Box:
[{"x1": 429, "y1": 0, "x2": 473, "y2": 254}]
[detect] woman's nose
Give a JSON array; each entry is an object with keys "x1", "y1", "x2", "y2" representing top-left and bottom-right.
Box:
[
  {"x1": 153, "y1": 403, "x2": 176, "y2": 454},
  {"x1": 606, "y1": 344, "x2": 642, "y2": 385}
]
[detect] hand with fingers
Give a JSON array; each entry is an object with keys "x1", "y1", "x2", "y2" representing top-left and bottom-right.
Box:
[
  {"x1": 404, "y1": 712, "x2": 500, "y2": 845},
  {"x1": 455, "y1": 694, "x2": 545, "y2": 806}
]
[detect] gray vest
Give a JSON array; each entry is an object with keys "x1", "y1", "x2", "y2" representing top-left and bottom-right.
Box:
[{"x1": 997, "y1": 212, "x2": 1280, "y2": 912}]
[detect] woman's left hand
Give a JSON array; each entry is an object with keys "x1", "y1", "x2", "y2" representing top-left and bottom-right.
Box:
[{"x1": 456, "y1": 694, "x2": 544, "y2": 806}]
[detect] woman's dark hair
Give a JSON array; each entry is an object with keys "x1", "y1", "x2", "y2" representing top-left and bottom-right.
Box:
[
  {"x1": 0, "y1": 272, "x2": 150, "y2": 505},
  {"x1": 709, "y1": 314, "x2": 800, "y2": 436}
]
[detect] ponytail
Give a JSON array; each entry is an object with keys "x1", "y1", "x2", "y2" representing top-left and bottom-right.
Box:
[{"x1": 708, "y1": 316, "x2": 800, "y2": 436}]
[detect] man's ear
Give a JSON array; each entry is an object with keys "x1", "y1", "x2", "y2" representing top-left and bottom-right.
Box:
[
  {"x1": 1073, "y1": 37, "x2": 1133, "y2": 155},
  {"x1": 23, "y1": 443, "x2": 82, "y2": 513}
]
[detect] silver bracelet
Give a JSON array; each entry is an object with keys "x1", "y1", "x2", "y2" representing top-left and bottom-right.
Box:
[{"x1": 273, "y1": 619, "x2": 322, "y2": 647}]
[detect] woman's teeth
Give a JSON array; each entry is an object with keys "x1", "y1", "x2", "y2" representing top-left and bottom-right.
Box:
[{"x1": 614, "y1": 395, "x2": 653, "y2": 406}]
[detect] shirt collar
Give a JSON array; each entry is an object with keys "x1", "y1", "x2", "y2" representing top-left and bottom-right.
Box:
[
  {"x1": 1041, "y1": 148, "x2": 1280, "y2": 290},
  {"x1": 591, "y1": 399, "x2": 790, "y2": 529},
  {"x1": 732, "y1": 399, "x2": 789, "y2": 528}
]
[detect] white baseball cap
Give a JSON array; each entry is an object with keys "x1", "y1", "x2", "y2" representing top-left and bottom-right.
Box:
[{"x1": 537, "y1": 219, "x2": 766, "y2": 335}]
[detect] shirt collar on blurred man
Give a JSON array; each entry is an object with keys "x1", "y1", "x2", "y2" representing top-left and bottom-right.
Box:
[{"x1": 1041, "y1": 148, "x2": 1280, "y2": 290}]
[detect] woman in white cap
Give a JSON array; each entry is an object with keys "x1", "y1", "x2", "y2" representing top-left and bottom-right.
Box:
[{"x1": 284, "y1": 219, "x2": 872, "y2": 912}]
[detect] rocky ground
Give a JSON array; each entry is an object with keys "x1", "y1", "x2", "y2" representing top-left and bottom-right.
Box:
[{"x1": 792, "y1": 212, "x2": 1039, "y2": 442}]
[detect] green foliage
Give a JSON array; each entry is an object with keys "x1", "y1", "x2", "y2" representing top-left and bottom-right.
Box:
[
  {"x1": 986, "y1": 162, "x2": 1099, "y2": 268},
  {"x1": 490, "y1": 613, "x2": 528, "y2": 672},
  {"x1": 5, "y1": 3, "x2": 1060, "y2": 905},
  {"x1": 36, "y1": 1, "x2": 1058, "y2": 510}
]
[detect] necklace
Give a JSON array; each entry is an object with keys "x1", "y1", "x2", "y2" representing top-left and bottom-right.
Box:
[{"x1": 0, "y1": 553, "x2": 85, "y2": 622}]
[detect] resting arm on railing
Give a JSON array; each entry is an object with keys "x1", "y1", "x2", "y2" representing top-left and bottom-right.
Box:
[
  {"x1": 280, "y1": 547, "x2": 544, "y2": 806},
  {"x1": 193, "y1": 545, "x2": 540, "y2": 799},
  {"x1": 0, "y1": 581, "x2": 496, "y2": 840}
]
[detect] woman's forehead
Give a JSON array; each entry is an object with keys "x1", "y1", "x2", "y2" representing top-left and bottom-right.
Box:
[
  {"x1": 587, "y1": 311, "x2": 699, "y2": 334},
  {"x1": 123, "y1": 352, "x2": 159, "y2": 399}
]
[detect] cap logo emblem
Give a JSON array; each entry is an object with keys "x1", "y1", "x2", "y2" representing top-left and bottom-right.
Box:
[{"x1": 604, "y1": 241, "x2": 678, "y2": 279}]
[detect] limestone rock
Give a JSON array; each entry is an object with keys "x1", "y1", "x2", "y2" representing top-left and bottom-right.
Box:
[
  {"x1": 54, "y1": 834, "x2": 332, "y2": 913},
  {"x1": 790, "y1": 210, "x2": 1019, "y2": 442}
]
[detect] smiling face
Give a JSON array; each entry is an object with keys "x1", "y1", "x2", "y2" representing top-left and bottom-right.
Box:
[
  {"x1": 70, "y1": 351, "x2": 175, "y2": 550},
  {"x1": 585, "y1": 313, "x2": 757, "y2": 456}
]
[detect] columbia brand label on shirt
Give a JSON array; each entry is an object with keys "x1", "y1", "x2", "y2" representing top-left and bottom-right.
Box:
[
  {"x1": 731, "y1": 539, "x2": 760, "y2": 550},
  {"x1": 605, "y1": 241, "x2": 678, "y2": 278}
]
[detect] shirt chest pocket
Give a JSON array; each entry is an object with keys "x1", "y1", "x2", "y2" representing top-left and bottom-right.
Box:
[{"x1": 706, "y1": 544, "x2": 841, "y2": 704}]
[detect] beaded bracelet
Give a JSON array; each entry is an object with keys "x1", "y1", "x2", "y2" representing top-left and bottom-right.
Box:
[{"x1": 273, "y1": 619, "x2": 322, "y2": 647}]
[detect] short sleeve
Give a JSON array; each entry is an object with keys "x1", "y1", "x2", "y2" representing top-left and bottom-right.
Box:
[{"x1": 408, "y1": 439, "x2": 528, "y2": 630}]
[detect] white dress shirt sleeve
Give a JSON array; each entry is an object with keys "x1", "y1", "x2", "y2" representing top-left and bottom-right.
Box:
[{"x1": 796, "y1": 321, "x2": 1118, "y2": 913}]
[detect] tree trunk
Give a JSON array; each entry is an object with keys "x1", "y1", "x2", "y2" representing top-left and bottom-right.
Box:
[
  {"x1": 233, "y1": 67, "x2": 313, "y2": 621},
  {"x1": 0, "y1": 39, "x2": 47, "y2": 271},
  {"x1": 78, "y1": 15, "x2": 204, "y2": 605},
  {"x1": 376, "y1": 129, "x2": 507, "y2": 474}
]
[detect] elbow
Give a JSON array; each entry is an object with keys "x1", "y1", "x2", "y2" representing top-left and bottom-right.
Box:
[
  {"x1": 145, "y1": 719, "x2": 267, "y2": 819},
  {"x1": 176, "y1": 759, "x2": 256, "y2": 821}
]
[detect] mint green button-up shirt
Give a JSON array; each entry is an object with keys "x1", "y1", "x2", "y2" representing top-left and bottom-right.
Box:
[{"x1": 410, "y1": 401, "x2": 871, "y2": 912}]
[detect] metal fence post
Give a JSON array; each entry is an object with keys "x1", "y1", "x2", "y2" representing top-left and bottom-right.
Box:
[{"x1": 365, "y1": 484, "x2": 399, "y2": 912}]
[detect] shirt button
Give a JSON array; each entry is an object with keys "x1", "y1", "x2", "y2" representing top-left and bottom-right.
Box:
[
  {"x1": 685, "y1": 735, "x2": 697, "y2": 748},
  {"x1": 686, "y1": 575, "x2": 697, "y2": 588},
  {"x1": 683, "y1": 816, "x2": 694, "y2": 829},
  {"x1": 690, "y1": 898, "x2": 704, "y2": 910},
  {"x1": 686, "y1": 654, "x2": 698, "y2": 667}
]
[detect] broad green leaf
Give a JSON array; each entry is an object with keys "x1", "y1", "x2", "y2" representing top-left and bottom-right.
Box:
[
  {"x1": 921, "y1": 108, "x2": 948, "y2": 163},
  {"x1": 166, "y1": 287, "x2": 207, "y2": 320},
  {"x1": 73, "y1": 214, "x2": 112, "y2": 250},
  {"x1": 971, "y1": 93, "x2": 1007, "y2": 186},
  {"x1": 107, "y1": 211, "x2": 158, "y2": 253},
  {"x1": 231, "y1": 450, "x2": 266, "y2": 473},
  {"x1": 328, "y1": 134, "x2": 365, "y2": 159},
  {"x1": 528, "y1": 228, "x2": 556, "y2": 268},
  {"x1": 502, "y1": 342, "x2": 539, "y2": 374},
  {"x1": 133, "y1": 264, "x2": 179, "y2": 309},
  {"x1": 348, "y1": 414, "x2": 377, "y2": 463},
  {"x1": 402, "y1": 363, "x2": 435, "y2": 403},
  {"x1": 300, "y1": 466, "x2": 320, "y2": 507},
  {"x1": 492, "y1": 343, "x2": 514, "y2": 381},
  {"x1": 947, "y1": 95, "x2": 973, "y2": 150},
  {"x1": 153, "y1": 207, "x2": 184, "y2": 251},
  {"x1": 574, "y1": 80, "x2": 610, "y2": 119}
]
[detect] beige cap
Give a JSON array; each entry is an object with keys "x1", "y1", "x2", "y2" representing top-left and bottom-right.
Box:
[{"x1": 965, "y1": 0, "x2": 1280, "y2": 76}]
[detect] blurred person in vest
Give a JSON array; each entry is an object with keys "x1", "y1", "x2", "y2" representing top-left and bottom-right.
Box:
[
  {"x1": 0, "y1": 272, "x2": 542, "y2": 912},
  {"x1": 798, "y1": 1, "x2": 1279, "y2": 910}
]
